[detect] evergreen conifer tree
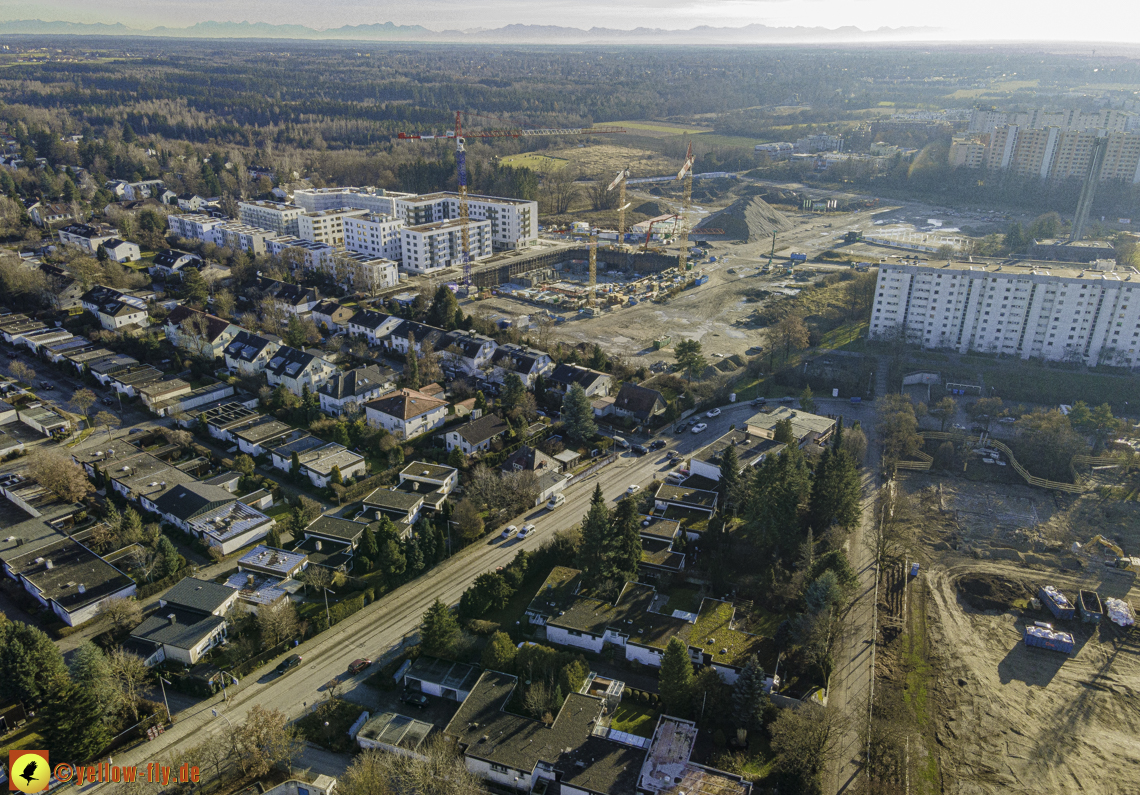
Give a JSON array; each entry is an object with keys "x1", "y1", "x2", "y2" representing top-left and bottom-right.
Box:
[
  {"x1": 731, "y1": 654, "x2": 767, "y2": 734},
  {"x1": 420, "y1": 598, "x2": 460, "y2": 658},
  {"x1": 576, "y1": 484, "x2": 612, "y2": 586},
  {"x1": 41, "y1": 677, "x2": 109, "y2": 763},
  {"x1": 659, "y1": 637, "x2": 694, "y2": 718}
]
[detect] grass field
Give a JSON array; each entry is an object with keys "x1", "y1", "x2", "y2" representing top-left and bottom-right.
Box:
[
  {"x1": 609, "y1": 120, "x2": 710, "y2": 137},
  {"x1": 693, "y1": 132, "x2": 770, "y2": 149},
  {"x1": 500, "y1": 152, "x2": 569, "y2": 173},
  {"x1": 0, "y1": 720, "x2": 44, "y2": 755}
]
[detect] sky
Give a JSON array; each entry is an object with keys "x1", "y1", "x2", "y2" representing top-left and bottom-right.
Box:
[{"x1": 2, "y1": 0, "x2": 1137, "y2": 41}]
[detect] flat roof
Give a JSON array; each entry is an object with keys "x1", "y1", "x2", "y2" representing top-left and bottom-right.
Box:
[
  {"x1": 399, "y1": 461, "x2": 457, "y2": 482},
  {"x1": 654, "y1": 483, "x2": 718, "y2": 509},
  {"x1": 884, "y1": 257, "x2": 1137, "y2": 283},
  {"x1": 639, "y1": 515, "x2": 681, "y2": 542},
  {"x1": 404, "y1": 656, "x2": 480, "y2": 693},
  {"x1": 304, "y1": 515, "x2": 367, "y2": 542},
  {"x1": 238, "y1": 544, "x2": 307, "y2": 576},
  {"x1": 745, "y1": 406, "x2": 835, "y2": 439},
  {"x1": 693, "y1": 430, "x2": 784, "y2": 467},
  {"x1": 685, "y1": 598, "x2": 775, "y2": 670},
  {"x1": 525, "y1": 566, "x2": 583, "y2": 620},
  {"x1": 357, "y1": 711, "x2": 434, "y2": 751},
  {"x1": 6, "y1": 534, "x2": 133, "y2": 614}
]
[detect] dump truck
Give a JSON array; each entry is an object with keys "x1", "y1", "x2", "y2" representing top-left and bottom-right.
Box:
[
  {"x1": 1039, "y1": 585, "x2": 1076, "y2": 620},
  {"x1": 1079, "y1": 590, "x2": 1102, "y2": 623},
  {"x1": 1024, "y1": 622, "x2": 1074, "y2": 654}
]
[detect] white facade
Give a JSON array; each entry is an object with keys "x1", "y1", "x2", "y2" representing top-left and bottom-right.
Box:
[
  {"x1": 870, "y1": 262, "x2": 1140, "y2": 368},
  {"x1": 400, "y1": 220, "x2": 492, "y2": 274},
  {"x1": 238, "y1": 200, "x2": 304, "y2": 236},
  {"x1": 347, "y1": 312, "x2": 402, "y2": 346},
  {"x1": 343, "y1": 213, "x2": 405, "y2": 261},
  {"x1": 105, "y1": 240, "x2": 142, "y2": 263},
  {"x1": 292, "y1": 187, "x2": 413, "y2": 214},
  {"x1": 168, "y1": 213, "x2": 226, "y2": 243},
  {"x1": 298, "y1": 208, "x2": 368, "y2": 246},
  {"x1": 216, "y1": 222, "x2": 277, "y2": 255},
  {"x1": 59, "y1": 226, "x2": 118, "y2": 254}
]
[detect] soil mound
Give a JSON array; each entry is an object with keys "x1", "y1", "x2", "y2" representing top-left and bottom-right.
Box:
[
  {"x1": 633, "y1": 200, "x2": 669, "y2": 216},
  {"x1": 694, "y1": 194, "x2": 794, "y2": 241},
  {"x1": 955, "y1": 573, "x2": 1034, "y2": 611}
]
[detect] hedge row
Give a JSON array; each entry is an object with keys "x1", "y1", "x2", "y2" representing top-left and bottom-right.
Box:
[{"x1": 135, "y1": 564, "x2": 194, "y2": 599}]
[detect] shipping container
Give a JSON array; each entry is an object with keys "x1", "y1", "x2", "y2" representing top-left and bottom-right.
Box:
[
  {"x1": 1024, "y1": 624, "x2": 1074, "y2": 654},
  {"x1": 1079, "y1": 590, "x2": 1102, "y2": 624},
  {"x1": 790, "y1": 252, "x2": 808, "y2": 263},
  {"x1": 694, "y1": 275, "x2": 709, "y2": 287},
  {"x1": 909, "y1": 562, "x2": 920, "y2": 577},
  {"x1": 1039, "y1": 585, "x2": 1076, "y2": 620}
]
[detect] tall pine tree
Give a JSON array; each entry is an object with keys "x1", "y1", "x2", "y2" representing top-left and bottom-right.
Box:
[
  {"x1": 719, "y1": 442, "x2": 741, "y2": 512},
  {"x1": 610, "y1": 498, "x2": 643, "y2": 581},
  {"x1": 659, "y1": 637, "x2": 694, "y2": 718},
  {"x1": 420, "y1": 598, "x2": 460, "y2": 658},
  {"x1": 731, "y1": 654, "x2": 767, "y2": 734},
  {"x1": 41, "y1": 676, "x2": 109, "y2": 763},
  {"x1": 576, "y1": 484, "x2": 612, "y2": 587}
]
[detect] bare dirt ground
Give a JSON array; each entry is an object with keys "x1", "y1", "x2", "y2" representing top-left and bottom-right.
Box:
[{"x1": 884, "y1": 475, "x2": 1140, "y2": 795}]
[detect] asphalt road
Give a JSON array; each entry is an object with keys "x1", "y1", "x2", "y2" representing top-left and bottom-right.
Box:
[{"x1": 85, "y1": 396, "x2": 827, "y2": 785}]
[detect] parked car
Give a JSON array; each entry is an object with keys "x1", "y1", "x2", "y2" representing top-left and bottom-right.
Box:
[
  {"x1": 751, "y1": 397, "x2": 767, "y2": 407},
  {"x1": 649, "y1": 439, "x2": 666, "y2": 451},
  {"x1": 39, "y1": 382, "x2": 54, "y2": 390},
  {"x1": 547, "y1": 494, "x2": 566, "y2": 509},
  {"x1": 631, "y1": 443, "x2": 648, "y2": 455},
  {"x1": 626, "y1": 484, "x2": 641, "y2": 496},
  {"x1": 347, "y1": 658, "x2": 372, "y2": 675},
  {"x1": 780, "y1": 396, "x2": 795, "y2": 403},
  {"x1": 706, "y1": 408, "x2": 721, "y2": 418},
  {"x1": 102, "y1": 397, "x2": 115, "y2": 406},
  {"x1": 666, "y1": 450, "x2": 678, "y2": 460},
  {"x1": 691, "y1": 423, "x2": 708, "y2": 434},
  {"x1": 501, "y1": 525, "x2": 518, "y2": 539},
  {"x1": 401, "y1": 692, "x2": 430, "y2": 709},
  {"x1": 276, "y1": 654, "x2": 302, "y2": 674},
  {"x1": 674, "y1": 425, "x2": 686, "y2": 434},
  {"x1": 518, "y1": 523, "x2": 537, "y2": 540},
  {"x1": 613, "y1": 436, "x2": 630, "y2": 449},
  {"x1": 999, "y1": 417, "x2": 1016, "y2": 424}
]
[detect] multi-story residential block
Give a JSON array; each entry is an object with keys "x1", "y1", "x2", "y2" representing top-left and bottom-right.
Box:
[
  {"x1": 869, "y1": 260, "x2": 1140, "y2": 367},
  {"x1": 981, "y1": 125, "x2": 1140, "y2": 183},
  {"x1": 754, "y1": 142, "x2": 794, "y2": 161},
  {"x1": 298, "y1": 208, "x2": 368, "y2": 246},
  {"x1": 58, "y1": 223, "x2": 119, "y2": 254},
  {"x1": 238, "y1": 200, "x2": 304, "y2": 236},
  {"x1": 168, "y1": 213, "x2": 227, "y2": 243},
  {"x1": 364, "y1": 388, "x2": 448, "y2": 439},
  {"x1": 794, "y1": 134, "x2": 843, "y2": 153},
  {"x1": 400, "y1": 219, "x2": 492, "y2": 274},
  {"x1": 216, "y1": 222, "x2": 278, "y2": 256},
  {"x1": 292, "y1": 186, "x2": 413, "y2": 214},
  {"x1": 392, "y1": 192, "x2": 537, "y2": 250},
  {"x1": 266, "y1": 237, "x2": 336, "y2": 272},
  {"x1": 343, "y1": 213, "x2": 405, "y2": 260}
]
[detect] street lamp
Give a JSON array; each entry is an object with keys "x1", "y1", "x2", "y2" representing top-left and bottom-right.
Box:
[
  {"x1": 323, "y1": 587, "x2": 334, "y2": 629},
  {"x1": 210, "y1": 708, "x2": 234, "y2": 730},
  {"x1": 213, "y1": 669, "x2": 239, "y2": 702},
  {"x1": 158, "y1": 676, "x2": 172, "y2": 723}
]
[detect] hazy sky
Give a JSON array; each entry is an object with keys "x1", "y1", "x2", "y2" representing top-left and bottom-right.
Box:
[{"x1": 3, "y1": 0, "x2": 1135, "y2": 41}]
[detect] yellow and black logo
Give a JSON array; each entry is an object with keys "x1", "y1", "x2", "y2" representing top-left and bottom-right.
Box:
[{"x1": 8, "y1": 751, "x2": 50, "y2": 794}]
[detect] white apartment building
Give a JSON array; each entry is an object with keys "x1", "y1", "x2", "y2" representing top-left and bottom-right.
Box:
[
  {"x1": 392, "y1": 192, "x2": 537, "y2": 250},
  {"x1": 292, "y1": 187, "x2": 413, "y2": 214},
  {"x1": 168, "y1": 213, "x2": 226, "y2": 243},
  {"x1": 968, "y1": 107, "x2": 1130, "y2": 135},
  {"x1": 298, "y1": 208, "x2": 368, "y2": 246},
  {"x1": 343, "y1": 213, "x2": 405, "y2": 260},
  {"x1": 266, "y1": 237, "x2": 336, "y2": 272},
  {"x1": 238, "y1": 200, "x2": 304, "y2": 236},
  {"x1": 400, "y1": 219, "x2": 492, "y2": 274},
  {"x1": 949, "y1": 139, "x2": 987, "y2": 169},
  {"x1": 869, "y1": 260, "x2": 1140, "y2": 368},
  {"x1": 216, "y1": 222, "x2": 277, "y2": 256},
  {"x1": 336, "y1": 252, "x2": 400, "y2": 294}
]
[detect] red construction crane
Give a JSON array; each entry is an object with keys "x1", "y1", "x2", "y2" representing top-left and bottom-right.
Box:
[{"x1": 396, "y1": 112, "x2": 626, "y2": 285}]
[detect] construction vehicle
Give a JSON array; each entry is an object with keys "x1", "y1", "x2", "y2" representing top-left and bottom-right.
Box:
[
  {"x1": 396, "y1": 112, "x2": 624, "y2": 286},
  {"x1": 1078, "y1": 535, "x2": 1138, "y2": 570}
]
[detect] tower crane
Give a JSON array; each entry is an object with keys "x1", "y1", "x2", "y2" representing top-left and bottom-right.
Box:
[
  {"x1": 606, "y1": 165, "x2": 631, "y2": 248},
  {"x1": 395, "y1": 112, "x2": 625, "y2": 287},
  {"x1": 675, "y1": 141, "x2": 695, "y2": 274}
]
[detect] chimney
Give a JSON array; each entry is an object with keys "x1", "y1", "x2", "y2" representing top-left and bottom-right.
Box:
[
  {"x1": 315, "y1": 540, "x2": 322, "y2": 552},
  {"x1": 247, "y1": 574, "x2": 256, "y2": 589},
  {"x1": 167, "y1": 613, "x2": 177, "y2": 624},
  {"x1": 78, "y1": 583, "x2": 86, "y2": 594}
]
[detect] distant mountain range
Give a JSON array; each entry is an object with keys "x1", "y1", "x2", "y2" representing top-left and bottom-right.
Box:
[{"x1": 0, "y1": 19, "x2": 940, "y2": 44}]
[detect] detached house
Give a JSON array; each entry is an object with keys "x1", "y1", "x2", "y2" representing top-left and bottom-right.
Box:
[
  {"x1": 129, "y1": 577, "x2": 239, "y2": 666},
  {"x1": 438, "y1": 330, "x2": 497, "y2": 377},
  {"x1": 489, "y1": 343, "x2": 552, "y2": 388},
  {"x1": 80, "y1": 285, "x2": 150, "y2": 331},
  {"x1": 318, "y1": 364, "x2": 397, "y2": 416},
  {"x1": 311, "y1": 300, "x2": 355, "y2": 333},
  {"x1": 264, "y1": 346, "x2": 337, "y2": 397},
  {"x1": 223, "y1": 331, "x2": 281, "y2": 376},
  {"x1": 364, "y1": 388, "x2": 448, "y2": 440},
  {"x1": 29, "y1": 201, "x2": 76, "y2": 228},
  {"x1": 58, "y1": 223, "x2": 119, "y2": 254},
  {"x1": 151, "y1": 249, "x2": 202, "y2": 279},
  {"x1": 546, "y1": 364, "x2": 613, "y2": 397},
  {"x1": 165, "y1": 306, "x2": 241, "y2": 360},
  {"x1": 346, "y1": 309, "x2": 401, "y2": 346},
  {"x1": 255, "y1": 277, "x2": 319, "y2": 315},
  {"x1": 444, "y1": 412, "x2": 510, "y2": 455},
  {"x1": 611, "y1": 383, "x2": 667, "y2": 423},
  {"x1": 384, "y1": 319, "x2": 446, "y2": 356},
  {"x1": 102, "y1": 238, "x2": 141, "y2": 263}
]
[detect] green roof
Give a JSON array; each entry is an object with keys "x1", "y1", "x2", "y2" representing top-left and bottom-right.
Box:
[{"x1": 684, "y1": 598, "x2": 776, "y2": 670}]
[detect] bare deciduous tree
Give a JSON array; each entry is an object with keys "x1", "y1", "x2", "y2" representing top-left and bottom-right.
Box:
[
  {"x1": 107, "y1": 648, "x2": 151, "y2": 721},
  {"x1": 338, "y1": 737, "x2": 485, "y2": 795},
  {"x1": 27, "y1": 449, "x2": 93, "y2": 502},
  {"x1": 231, "y1": 704, "x2": 302, "y2": 778},
  {"x1": 98, "y1": 598, "x2": 143, "y2": 631}
]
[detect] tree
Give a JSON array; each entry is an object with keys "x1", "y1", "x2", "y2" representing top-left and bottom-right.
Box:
[
  {"x1": 660, "y1": 636, "x2": 694, "y2": 718},
  {"x1": 156, "y1": 535, "x2": 184, "y2": 577},
  {"x1": 609, "y1": 498, "x2": 643, "y2": 581},
  {"x1": 97, "y1": 596, "x2": 143, "y2": 631},
  {"x1": 799, "y1": 385, "x2": 816, "y2": 414},
  {"x1": 772, "y1": 313, "x2": 810, "y2": 363},
  {"x1": 719, "y1": 442, "x2": 742, "y2": 512},
  {"x1": 41, "y1": 677, "x2": 109, "y2": 763},
  {"x1": 376, "y1": 522, "x2": 407, "y2": 584},
  {"x1": 674, "y1": 338, "x2": 707, "y2": 382},
  {"x1": 107, "y1": 647, "x2": 151, "y2": 721},
  {"x1": 360, "y1": 525, "x2": 379, "y2": 569},
  {"x1": 474, "y1": 390, "x2": 487, "y2": 413},
  {"x1": 541, "y1": 167, "x2": 579, "y2": 215},
  {"x1": 429, "y1": 284, "x2": 460, "y2": 329},
  {"x1": 95, "y1": 410, "x2": 120, "y2": 438},
  {"x1": 70, "y1": 387, "x2": 97, "y2": 421},
  {"x1": 0, "y1": 621, "x2": 69, "y2": 704},
  {"x1": 732, "y1": 654, "x2": 767, "y2": 735},
  {"x1": 26, "y1": 449, "x2": 93, "y2": 503},
  {"x1": 183, "y1": 265, "x2": 209, "y2": 306},
  {"x1": 482, "y1": 630, "x2": 517, "y2": 672},
  {"x1": 233, "y1": 704, "x2": 302, "y2": 778},
  {"x1": 931, "y1": 396, "x2": 958, "y2": 431},
  {"x1": 257, "y1": 602, "x2": 299, "y2": 650},
  {"x1": 9, "y1": 359, "x2": 36, "y2": 384},
  {"x1": 561, "y1": 383, "x2": 598, "y2": 444},
  {"x1": 402, "y1": 332, "x2": 421, "y2": 389},
  {"x1": 453, "y1": 497, "x2": 485, "y2": 541},
  {"x1": 842, "y1": 424, "x2": 867, "y2": 465},
  {"x1": 804, "y1": 570, "x2": 845, "y2": 614},
  {"x1": 460, "y1": 572, "x2": 513, "y2": 620},
  {"x1": 576, "y1": 484, "x2": 612, "y2": 586},
  {"x1": 267, "y1": 525, "x2": 282, "y2": 549},
  {"x1": 234, "y1": 453, "x2": 256, "y2": 476},
  {"x1": 69, "y1": 642, "x2": 116, "y2": 717},
  {"x1": 877, "y1": 394, "x2": 922, "y2": 464},
  {"x1": 420, "y1": 599, "x2": 461, "y2": 658},
  {"x1": 772, "y1": 418, "x2": 796, "y2": 445},
  {"x1": 965, "y1": 396, "x2": 1004, "y2": 431},
  {"x1": 338, "y1": 738, "x2": 482, "y2": 795},
  {"x1": 769, "y1": 703, "x2": 850, "y2": 794}
]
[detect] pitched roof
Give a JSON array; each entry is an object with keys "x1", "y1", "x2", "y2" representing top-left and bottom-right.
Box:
[
  {"x1": 614, "y1": 383, "x2": 666, "y2": 419},
  {"x1": 452, "y1": 413, "x2": 510, "y2": 445},
  {"x1": 318, "y1": 365, "x2": 396, "y2": 400},
  {"x1": 347, "y1": 309, "x2": 395, "y2": 331},
  {"x1": 265, "y1": 346, "x2": 319, "y2": 379},
  {"x1": 151, "y1": 482, "x2": 236, "y2": 522},
  {"x1": 255, "y1": 277, "x2": 317, "y2": 307},
  {"x1": 501, "y1": 445, "x2": 559, "y2": 474},
  {"x1": 438, "y1": 330, "x2": 495, "y2": 358},
  {"x1": 224, "y1": 330, "x2": 275, "y2": 362},
  {"x1": 312, "y1": 300, "x2": 354, "y2": 321},
  {"x1": 153, "y1": 249, "x2": 200, "y2": 269},
  {"x1": 548, "y1": 363, "x2": 610, "y2": 390},
  {"x1": 389, "y1": 319, "x2": 446, "y2": 347},
  {"x1": 490, "y1": 343, "x2": 544, "y2": 374},
  {"x1": 161, "y1": 577, "x2": 237, "y2": 615},
  {"x1": 166, "y1": 305, "x2": 233, "y2": 344},
  {"x1": 364, "y1": 388, "x2": 447, "y2": 421}
]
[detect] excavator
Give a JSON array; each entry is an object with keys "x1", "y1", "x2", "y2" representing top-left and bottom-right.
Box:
[{"x1": 1080, "y1": 535, "x2": 1139, "y2": 571}]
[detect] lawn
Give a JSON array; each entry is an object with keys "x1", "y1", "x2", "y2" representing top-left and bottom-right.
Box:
[
  {"x1": 610, "y1": 701, "x2": 659, "y2": 738},
  {"x1": 296, "y1": 698, "x2": 364, "y2": 753},
  {"x1": 693, "y1": 132, "x2": 771, "y2": 149},
  {"x1": 0, "y1": 720, "x2": 44, "y2": 755},
  {"x1": 608, "y1": 120, "x2": 710, "y2": 137},
  {"x1": 819, "y1": 320, "x2": 868, "y2": 352},
  {"x1": 662, "y1": 586, "x2": 700, "y2": 615},
  {"x1": 500, "y1": 152, "x2": 569, "y2": 173}
]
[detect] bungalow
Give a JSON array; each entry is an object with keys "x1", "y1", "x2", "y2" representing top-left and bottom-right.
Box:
[
  {"x1": 165, "y1": 306, "x2": 242, "y2": 361},
  {"x1": 546, "y1": 363, "x2": 613, "y2": 398},
  {"x1": 255, "y1": 277, "x2": 319, "y2": 315},
  {"x1": 689, "y1": 430, "x2": 784, "y2": 482},
  {"x1": 398, "y1": 461, "x2": 458, "y2": 499},
  {"x1": 363, "y1": 388, "x2": 448, "y2": 440},
  {"x1": 137, "y1": 379, "x2": 193, "y2": 413},
  {"x1": 346, "y1": 309, "x2": 401, "y2": 346},
  {"x1": 264, "y1": 346, "x2": 337, "y2": 397},
  {"x1": 130, "y1": 577, "x2": 240, "y2": 667},
  {"x1": 317, "y1": 364, "x2": 397, "y2": 417},
  {"x1": 356, "y1": 712, "x2": 435, "y2": 757},
  {"x1": 102, "y1": 238, "x2": 141, "y2": 263},
  {"x1": 362, "y1": 487, "x2": 424, "y2": 532},
  {"x1": 198, "y1": 402, "x2": 261, "y2": 442},
  {"x1": 158, "y1": 576, "x2": 240, "y2": 618},
  {"x1": 223, "y1": 331, "x2": 281, "y2": 376},
  {"x1": 611, "y1": 383, "x2": 667, "y2": 423},
  {"x1": 745, "y1": 406, "x2": 837, "y2": 448},
  {"x1": 87, "y1": 353, "x2": 140, "y2": 384},
  {"x1": 80, "y1": 285, "x2": 150, "y2": 331},
  {"x1": 403, "y1": 656, "x2": 479, "y2": 701},
  {"x1": 0, "y1": 315, "x2": 47, "y2": 345},
  {"x1": 18, "y1": 404, "x2": 71, "y2": 438},
  {"x1": 298, "y1": 516, "x2": 366, "y2": 571},
  {"x1": 444, "y1": 413, "x2": 510, "y2": 455},
  {"x1": 18, "y1": 328, "x2": 74, "y2": 355},
  {"x1": 488, "y1": 343, "x2": 553, "y2": 388},
  {"x1": 5, "y1": 533, "x2": 137, "y2": 627},
  {"x1": 237, "y1": 545, "x2": 307, "y2": 580},
  {"x1": 652, "y1": 483, "x2": 718, "y2": 518},
  {"x1": 151, "y1": 249, "x2": 203, "y2": 278},
  {"x1": 184, "y1": 494, "x2": 276, "y2": 554},
  {"x1": 233, "y1": 418, "x2": 297, "y2": 457},
  {"x1": 270, "y1": 436, "x2": 366, "y2": 488},
  {"x1": 106, "y1": 365, "x2": 165, "y2": 398},
  {"x1": 148, "y1": 381, "x2": 235, "y2": 418},
  {"x1": 311, "y1": 300, "x2": 355, "y2": 333}
]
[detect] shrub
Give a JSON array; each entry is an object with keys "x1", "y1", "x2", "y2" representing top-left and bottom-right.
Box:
[{"x1": 466, "y1": 619, "x2": 502, "y2": 636}]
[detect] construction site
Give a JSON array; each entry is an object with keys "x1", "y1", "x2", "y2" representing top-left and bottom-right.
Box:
[{"x1": 871, "y1": 467, "x2": 1140, "y2": 795}]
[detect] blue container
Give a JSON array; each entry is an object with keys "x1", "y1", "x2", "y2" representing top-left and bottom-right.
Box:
[
  {"x1": 1039, "y1": 585, "x2": 1076, "y2": 620},
  {"x1": 694, "y1": 275, "x2": 709, "y2": 286},
  {"x1": 790, "y1": 252, "x2": 807, "y2": 263},
  {"x1": 1024, "y1": 625, "x2": 1074, "y2": 654},
  {"x1": 850, "y1": 396, "x2": 862, "y2": 404},
  {"x1": 909, "y1": 562, "x2": 920, "y2": 577}
]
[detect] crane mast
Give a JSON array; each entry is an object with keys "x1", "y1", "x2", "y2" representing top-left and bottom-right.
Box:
[
  {"x1": 455, "y1": 111, "x2": 472, "y2": 287},
  {"x1": 676, "y1": 142, "x2": 694, "y2": 273}
]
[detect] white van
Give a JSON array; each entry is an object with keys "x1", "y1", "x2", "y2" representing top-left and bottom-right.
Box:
[
  {"x1": 547, "y1": 493, "x2": 566, "y2": 509},
  {"x1": 613, "y1": 436, "x2": 630, "y2": 449}
]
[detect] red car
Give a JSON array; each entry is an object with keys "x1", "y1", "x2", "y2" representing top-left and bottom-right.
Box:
[{"x1": 348, "y1": 658, "x2": 372, "y2": 675}]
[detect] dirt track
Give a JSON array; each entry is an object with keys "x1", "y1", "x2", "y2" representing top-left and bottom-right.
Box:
[{"x1": 924, "y1": 560, "x2": 1140, "y2": 795}]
